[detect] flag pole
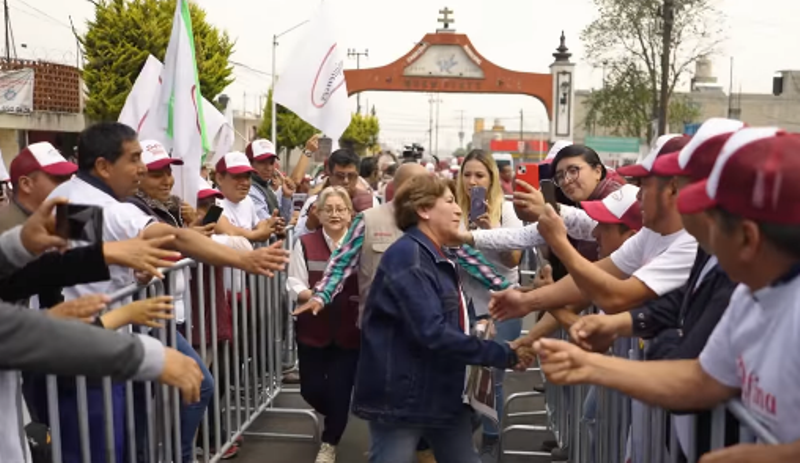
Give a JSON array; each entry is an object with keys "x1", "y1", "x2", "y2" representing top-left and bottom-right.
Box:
[{"x1": 271, "y1": 19, "x2": 310, "y2": 157}]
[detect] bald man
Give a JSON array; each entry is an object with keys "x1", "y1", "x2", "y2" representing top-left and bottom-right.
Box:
[{"x1": 294, "y1": 162, "x2": 509, "y2": 463}]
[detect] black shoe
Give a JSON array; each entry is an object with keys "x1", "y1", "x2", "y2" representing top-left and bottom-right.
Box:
[
  {"x1": 551, "y1": 446, "x2": 569, "y2": 461},
  {"x1": 540, "y1": 439, "x2": 558, "y2": 452}
]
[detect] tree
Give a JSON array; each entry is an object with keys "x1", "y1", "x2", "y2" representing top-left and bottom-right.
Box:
[
  {"x1": 82, "y1": 0, "x2": 234, "y2": 122},
  {"x1": 452, "y1": 147, "x2": 467, "y2": 157},
  {"x1": 581, "y1": 0, "x2": 722, "y2": 140},
  {"x1": 340, "y1": 113, "x2": 380, "y2": 156},
  {"x1": 259, "y1": 92, "x2": 381, "y2": 156},
  {"x1": 583, "y1": 63, "x2": 701, "y2": 138},
  {"x1": 258, "y1": 89, "x2": 317, "y2": 150}
]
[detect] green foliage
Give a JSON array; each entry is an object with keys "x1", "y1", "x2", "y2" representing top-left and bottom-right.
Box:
[
  {"x1": 580, "y1": 0, "x2": 722, "y2": 139},
  {"x1": 259, "y1": 91, "x2": 381, "y2": 156},
  {"x1": 452, "y1": 147, "x2": 467, "y2": 157},
  {"x1": 82, "y1": 0, "x2": 234, "y2": 122},
  {"x1": 583, "y1": 63, "x2": 701, "y2": 139},
  {"x1": 341, "y1": 113, "x2": 380, "y2": 156},
  {"x1": 258, "y1": 89, "x2": 317, "y2": 150}
]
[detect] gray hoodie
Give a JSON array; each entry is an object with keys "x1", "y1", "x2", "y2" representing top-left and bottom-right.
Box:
[{"x1": 0, "y1": 225, "x2": 165, "y2": 462}]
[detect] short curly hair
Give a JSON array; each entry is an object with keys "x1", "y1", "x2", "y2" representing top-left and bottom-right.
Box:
[{"x1": 394, "y1": 174, "x2": 456, "y2": 231}]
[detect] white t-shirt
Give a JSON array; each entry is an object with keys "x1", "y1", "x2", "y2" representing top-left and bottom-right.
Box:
[
  {"x1": 48, "y1": 177, "x2": 155, "y2": 304},
  {"x1": 219, "y1": 196, "x2": 259, "y2": 230},
  {"x1": 462, "y1": 201, "x2": 523, "y2": 317},
  {"x1": 699, "y1": 273, "x2": 800, "y2": 444},
  {"x1": 216, "y1": 198, "x2": 259, "y2": 293},
  {"x1": 609, "y1": 227, "x2": 698, "y2": 297}
]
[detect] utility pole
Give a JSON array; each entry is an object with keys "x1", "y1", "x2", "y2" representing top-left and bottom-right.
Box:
[
  {"x1": 457, "y1": 110, "x2": 466, "y2": 150},
  {"x1": 435, "y1": 95, "x2": 441, "y2": 158},
  {"x1": 428, "y1": 94, "x2": 435, "y2": 156},
  {"x1": 348, "y1": 48, "x2": 369, "y2": 114},
  {"x1": 657, "y1": 0, "x2": 675, "y2": 136},
  {"x1": 3, "y1": 0, "x2": 10, "y2": 61},
  {"x1": 519, "y1": 109, "x2": 525, "y2": 154}
]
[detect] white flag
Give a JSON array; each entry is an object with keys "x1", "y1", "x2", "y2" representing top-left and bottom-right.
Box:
[
  {"x1": 119, "y1": 54, "x2": 233, "y2": 168},
  {"x1": 139, "y1": 0, "x2": 207, "y2": 207},
  {"x1": 274, "y1": 1, "x2": 351, "y2": 143}
]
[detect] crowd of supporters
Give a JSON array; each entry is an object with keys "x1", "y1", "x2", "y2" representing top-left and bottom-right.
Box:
[{"x1": 1, "y1": 117, "x2": 799, "y2": 463}]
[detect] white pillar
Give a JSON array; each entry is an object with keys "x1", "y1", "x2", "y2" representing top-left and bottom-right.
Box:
[{"x1": 549, "y1": 32, "x2": 576, "y2": 144}]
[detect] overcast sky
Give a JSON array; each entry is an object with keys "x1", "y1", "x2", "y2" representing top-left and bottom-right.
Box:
[{"x1": 15, "y1": 0, "x2": 800, "y2": 153}]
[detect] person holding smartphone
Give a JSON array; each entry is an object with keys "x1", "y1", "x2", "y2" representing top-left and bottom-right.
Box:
[{"x1": 454, "y1": 149, "x2": 523, "y2": 461}]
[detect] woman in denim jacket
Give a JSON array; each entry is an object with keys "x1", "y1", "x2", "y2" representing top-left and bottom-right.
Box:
[{"x1": 351, "y1": 175, "x2": 520, "y2": 463}]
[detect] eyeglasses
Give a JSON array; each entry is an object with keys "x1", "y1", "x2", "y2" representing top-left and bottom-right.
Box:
[
  {"x1": 320, "y1": 207, "x2": 350, "y2": 216},
  {"x1": 554, "y1": 165, "x2": 584, "y2": 187},
  {"x1": 331, "y1": 172, "x2": 359, "y2": 183}
]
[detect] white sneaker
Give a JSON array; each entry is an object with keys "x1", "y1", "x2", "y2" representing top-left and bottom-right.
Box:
[{"x1": 315, "y1": 443, "x2": 337, "y2": 463}]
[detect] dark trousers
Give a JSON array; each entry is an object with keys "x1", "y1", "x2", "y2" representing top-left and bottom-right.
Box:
[{"x1": 297, "y1": 342, "x2": 359, "y2": 445}]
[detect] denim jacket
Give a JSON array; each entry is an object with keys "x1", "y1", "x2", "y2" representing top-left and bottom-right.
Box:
[{"x1": 352, "y1": 226, "x2": 516, "y2": 427}]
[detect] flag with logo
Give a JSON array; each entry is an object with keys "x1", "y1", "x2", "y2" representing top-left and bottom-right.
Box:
[
  {"x1": 139, "y1": 0, "x2": 208, "y2": 207},
  {"x1": 273, "y1": 1, "x2": 351, "y2": 144},
  {"x1": 119, "y1": 54, "x2": 234, "y2": 167}
]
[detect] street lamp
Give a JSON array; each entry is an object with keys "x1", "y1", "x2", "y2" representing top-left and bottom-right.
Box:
[{"x1": 271, "y1": 20, "x2": 310, "y2": 151}]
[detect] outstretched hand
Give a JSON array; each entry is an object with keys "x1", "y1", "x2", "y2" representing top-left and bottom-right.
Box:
[
  {"x1": 489, "y1": 288, "x2": 530, "y2": 321},
  {"x1": 533, "y1": 338, "x2": 595, "y2": 385}
]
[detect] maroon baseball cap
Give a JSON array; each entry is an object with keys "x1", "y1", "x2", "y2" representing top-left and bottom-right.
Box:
[
  {"x1": 10, "y1": 142, "x2": 77, "y2": 185},
  {"x1": 616, "y1": 135, "x2": 691, "y2": 178},
  {"x1": 652, "y1": 118, "x2": 745, "y2": 180},
  {"x1": 581, "y1": 184, "x2": 643, "y2": 231},
  {"x1": 140, "y1": 139, "x2": 184, "y2": 171},
  {"x1": 197, "y1": 176, "x2": 223, "y2": 200},
  {"x1": 216, "y1": 151, "x2": 256, "y2": 175},
  {"x1": 678, "y1": 128, "x2": 800, "y2": 223},
  {"x1": 245, "y1": 139, "x2": 279, "y2": 162}
]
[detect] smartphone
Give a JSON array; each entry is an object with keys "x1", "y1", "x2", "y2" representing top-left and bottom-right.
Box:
[
  {"x1": 515, "y1": 163, "x2": 540, "y2": 192},
  {"x1": 55, "y1": 204, "x2": 103, "y2": 243},
  {"x1": 469, "y1": 186, "x2": 487, "y2": 223},
  {"x1": 538, "y1": 162, "x2": 554, "y2": 181},
  {"x1": 292, "y1": 193, "x2": 308, "y2": 212},
  {"x1": 541, "y1": 179, "x2": 559, "y2": 211},
  {"x1": 202, "y1": 204, "x2": 224, "y2": 225},
  {"x1": 316, "y1": 137, "x2": 333, "y2": 162}
]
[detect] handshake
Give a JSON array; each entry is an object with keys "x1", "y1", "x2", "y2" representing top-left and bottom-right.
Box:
[{"x1": 509, "y1": 338, "x2": 538, "y2": 371}]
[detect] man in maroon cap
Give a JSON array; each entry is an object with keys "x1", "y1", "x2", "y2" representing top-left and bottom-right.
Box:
[{"x1": 0, "y1": 142, "x2": 77, "y2": 233}]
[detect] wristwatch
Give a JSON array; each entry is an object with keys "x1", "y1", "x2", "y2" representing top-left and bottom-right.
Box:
[{"x1": 303, "y1": 149, "x2": 313, "y2": 158}]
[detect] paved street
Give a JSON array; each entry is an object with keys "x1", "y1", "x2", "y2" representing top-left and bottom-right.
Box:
[{"x1": 238, "y1": 315, "x2": 554, "y2": 463}]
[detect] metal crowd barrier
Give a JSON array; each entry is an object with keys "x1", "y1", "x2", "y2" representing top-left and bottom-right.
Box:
[
  {"x1": 499, "y1": 329, "x2": 781, "y2": 462},
  {"x1": 19, "y1": 227, "x2": 319, "y2": 463}
]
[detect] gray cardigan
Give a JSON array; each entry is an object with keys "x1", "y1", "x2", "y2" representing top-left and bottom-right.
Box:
[{"x1": 0, "y1": 225, "x2": 165, "y2": 462}]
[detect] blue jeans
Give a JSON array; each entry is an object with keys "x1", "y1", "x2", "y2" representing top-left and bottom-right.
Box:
[
  {"x1": 175, "y1": 331, "x2": 214, "y2": 462},
  {"x1": 481, "y1": 317, "x2": 522, "y2": 439},
  {"x1": 136, "y1": 331, "x2": 214, "y2": 463},
  {"x1": 59, "y1": 383, "x2": 125, "y2": 463},
  {"x1": 368, "y1": 406, "x2": 480, "y2": 463}
]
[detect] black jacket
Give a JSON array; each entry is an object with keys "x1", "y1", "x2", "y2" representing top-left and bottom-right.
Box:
[
  {"x1": 630, "y1": 248, "x2": 737, "y2": 360},
  {"x1": 629, "y1": 248, "x2": 740, "y2": 456},
  {"x1": 0, "y1": 244, "x2": 110, "y2": 308}
]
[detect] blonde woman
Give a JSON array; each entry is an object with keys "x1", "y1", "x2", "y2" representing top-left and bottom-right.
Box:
[
  {"x1": 286, "y1": 186, "x2": 358, "y2": 463},
  {"x1": 455, "y1": 149, "x2": 523, "y2": 460}
]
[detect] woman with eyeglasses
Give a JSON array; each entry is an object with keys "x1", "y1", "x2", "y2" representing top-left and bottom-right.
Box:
[
  {"x1": 455, "y1": 149, "x2": 524, "y2": 460},
  {"x1": 286, "y1": 186, "x2": 360, "y2": 463}
]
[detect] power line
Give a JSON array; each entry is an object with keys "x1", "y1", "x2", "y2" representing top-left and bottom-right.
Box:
[
  {"x1": 230, "y1": 60, "x2": 273, "y2": 78},
  {"x1": 13, "y1": 0, "x2": 70, "y2": 29}
]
